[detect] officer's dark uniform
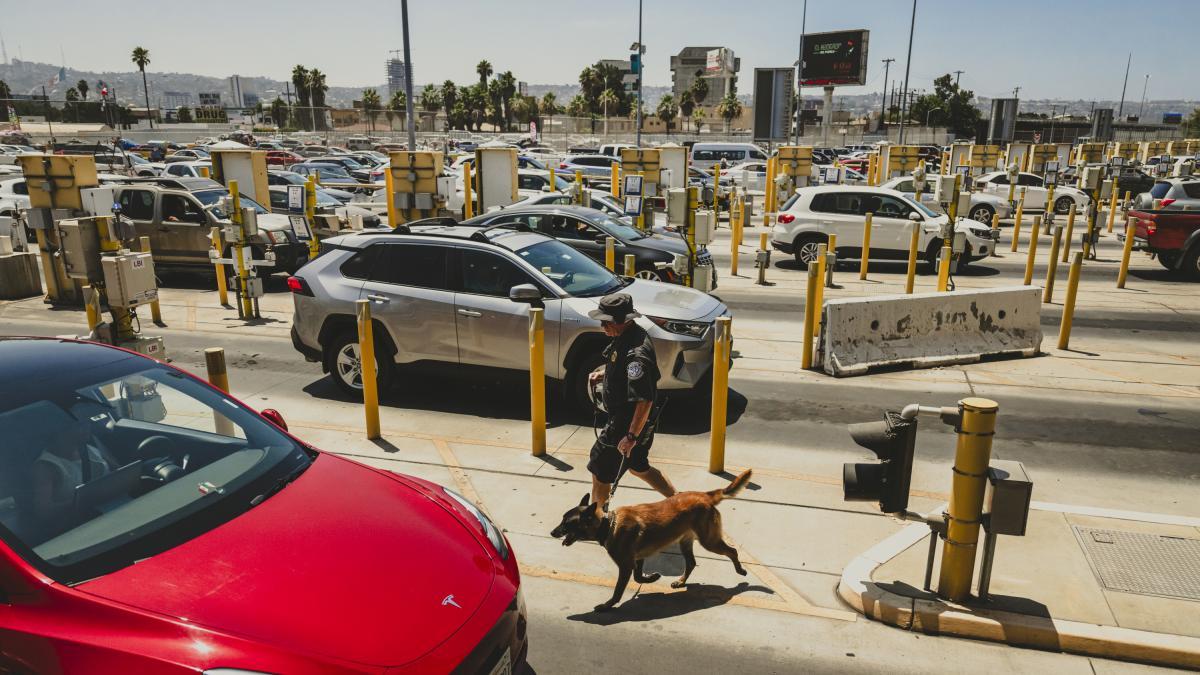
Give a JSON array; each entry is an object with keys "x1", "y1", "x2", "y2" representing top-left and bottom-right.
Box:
[{"x1": 586, "y1": 294, "x2": 660, "y2": 484}]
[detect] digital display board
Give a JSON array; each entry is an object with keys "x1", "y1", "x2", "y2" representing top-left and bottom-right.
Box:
[{"x1": 800, "y1": 29, "x2": 869, "y2": 86}]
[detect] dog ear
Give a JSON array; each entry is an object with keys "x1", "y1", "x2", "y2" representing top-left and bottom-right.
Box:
[{"x1": 579, "y1": 493, "x2": 590, "y2": 508}]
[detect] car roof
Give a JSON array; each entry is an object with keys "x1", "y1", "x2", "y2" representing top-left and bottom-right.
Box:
[
  {"x1": 798, "y1": 184, "x2": 908, "y2": 197},
  {"x1": 330, "y1": 222, "x2": 550, "y2": 252},
  {"x1": 0, "y1": 337, "x2": 139, "y2": 382}
]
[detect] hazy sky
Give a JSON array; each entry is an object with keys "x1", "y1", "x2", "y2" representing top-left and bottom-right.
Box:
[{"x1": 3, "y1": 0, "x2": 1196, "y2": 100}]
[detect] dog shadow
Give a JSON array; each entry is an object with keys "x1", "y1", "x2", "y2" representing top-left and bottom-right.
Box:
[{"x1": 566, "y1": 581, "x2": 772, "y2": 625}]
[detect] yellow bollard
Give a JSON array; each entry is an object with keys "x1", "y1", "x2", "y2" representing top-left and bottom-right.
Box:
[
  {"x1": 1023, "y1": 216, "x2": 1041, "y2": 285},
  {"x1": 712, "y1": 165, "x2": 721, "y2": 221},
  {"x1": 825, "y1": 233, "x2": 837, "y2": 288},
  {"x1": 1058, "y1": 252, "x2": 1083, "y2": 349},
  {"x1": 139, "y1": 236, "x2": 164, "y2": 325},
  {"x1": 549, "y1": 166, "x2": 556, "y2": 192},
  {"x1": 529, "y1": 307, "x2": 546, "y2": 457},
  {"x1": 1106, "y1": 187, "x2": 1119, "y2": 234},
  {"x1": 860, "y1": 213, "x2": 873, "y2": 280},
  {"x1": 462, "y1": 164, "x2": 474, "y2": 219},
  {"x1": 356, "y1": 299, "x2": 381, "y2": 440},
  {"x1": 624, "y1": 253, "x2": 636, "y2": 277},
  {"x1": 611, "y1": 162, "x2": 620, "y2": 198},
  {"x1": 304, "y1": 177, "x2": 320, "y2": 258},
  {"x1": 1117, "y1": 217, "x2": 1138, "y2": 289},
  {"x1": 1044, "y1": 225, "x2": 1063, "y2": 303},
  {"x1": 757, "y1": 232, "x2": 769, "y2": 285},
  {"x1": 936, "y1": 240, "x2": 952, "y2": 292},
  {"x1": 1010, "y1": 188, "x2": 1026, "y2": 252},
  {"x1": 989, "y1": 212, "x2": 1000, "y2": 257},
  {"x1": 813, "y1": 243, "x2": 827, "y2": 333},
  {"x1": 604, "y1": 236, "x2": 615, "y2": 271},
  {"x1": 84, "y1": 285, "x2": 101, "y2": 332},
  {"x1": 801, "y1": 262, "x2": 819, "y2": 370},
  {"x1": 708, "y1": 316, "x2": 732, "y2": 474},
  {"x1": 729, "y1": 222, "x2": 739, "y2": 277},
  {"x1": 905, "y1": 222, "x2": 920, "y2": 294},
  {"x1": 936, "y1": 397, "x2": 999, "y2": 602},
  {"x1": 1061, "y1": 204, "x2": 1077, "y2": 263},
  {"x1": 765, "y1": 157, "x2": 776, "y2": 214},
  {"x1": 204, "y1": 347, "x2": 236, "y2": 436},
  {"x1": 210, "y1": 227, "x2": 229, "y2": 307}
]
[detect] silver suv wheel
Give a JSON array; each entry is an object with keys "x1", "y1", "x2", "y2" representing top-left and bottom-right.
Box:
[{"x1": 334, "y1": 342, "x2": 366, "y2": 390}]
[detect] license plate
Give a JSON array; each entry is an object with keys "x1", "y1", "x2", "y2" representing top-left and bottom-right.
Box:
[{"x1": 489, "y1": 649, "x2": 512, "y2": 675}]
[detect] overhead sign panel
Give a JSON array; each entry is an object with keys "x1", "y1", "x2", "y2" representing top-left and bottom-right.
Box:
[
  {"x1": 800, "y1": 29, "x2": 869, "y2": 86},
  {"x1": 753, "y1": 68, "x2": 795, "y2": 143}
]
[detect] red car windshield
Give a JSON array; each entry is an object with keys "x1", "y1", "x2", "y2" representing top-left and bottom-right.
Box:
[{"x1": 0, "y1": 359, "x2": 311, "y2": 584}]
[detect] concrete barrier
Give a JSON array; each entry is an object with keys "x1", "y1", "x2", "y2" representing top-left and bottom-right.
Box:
[{"x1": 821, "y1": 287, "x2": 1042, "y2": 377}]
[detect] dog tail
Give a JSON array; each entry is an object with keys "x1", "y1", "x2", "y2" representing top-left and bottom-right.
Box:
[{"x1": 711, "y1": 469, "x2": 752, "y2": 502}]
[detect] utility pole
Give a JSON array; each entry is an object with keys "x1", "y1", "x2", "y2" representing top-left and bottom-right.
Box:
[
  {"x1": 635, "y1": 0, "x2": 643, "y2": 147},
  {"x1": 897, "y1": 0, "x2": 917, "y2": 144},
  {"x1": 793, "y1": 0, "x2": 808, "y2": 145},
  {"x1": 880, "y1": 58, "x2": 894, "y2": 132},
  {"x1": 400, "y1": 0, "x2": 416, "y2": 149},
  {"x1": 953, "y1": 70, "x2": 964, "y2": 88},
  {"x1": 1137, "y1": 74, "x2": 1150, "y2": 120},
  {"x1": 1116, "y1": 52, "x2": 1131, "y2": 119}
]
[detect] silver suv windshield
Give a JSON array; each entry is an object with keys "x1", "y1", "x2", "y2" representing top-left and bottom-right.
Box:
[
  {"x1": 195, "y1": 189, "x2": 269, "y2": 217},
  {"x1": 515, "y1": 239, "x2": 624, "y2": 297}
]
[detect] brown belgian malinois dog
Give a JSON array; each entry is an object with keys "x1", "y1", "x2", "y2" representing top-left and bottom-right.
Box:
[{"x1": 550, "y1": 469, "x2": 752, "y2": 612}]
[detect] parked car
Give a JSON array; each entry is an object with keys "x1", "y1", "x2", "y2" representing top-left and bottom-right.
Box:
[
  {"x1": 598, "y1": 143, "x2": 636, "y2": 157},
  {"x1": 557, "y1": 154, "x2": 619, "y2": 179},
  {"x1": 289, "y1": 163, "x2": 367, "y2": 190},
  {"x1": 880, "y1": 176, "x2": 1014, "y2": 224},
  {"x1": 771, "y1": 185, "x2": 994, "y2": 270},
  {"x1": 306, "y1": 156, "x2": 373, "y2": 181},
  {"x1": 1124, "y1": 207, "x2": 1200, "y2": 279},
  {"x1": 721, "y1": 161, "x2": 768, "y2": 189},
  {"x1": 266, "y1": 150, "x2": 305, "y2": 166},
  {"x1": 114, "y1": 178, "x2": 308, "y2": 274},
  {"x1": 690, "y1": 143, "x2": 769, "y2": 171},
  {"x1": 0, "y1": 178, "x2": 32, "y2": 212},
  {"x1": 164, "y1": 148, "x2": 210, "y2": 161},
  {"x1": 0, "y1": 337, "x2": 526, "y2": 673},
  {"x1": 254, "y1": 140, "x2": 286, "y2": 150},
  {"x1": 160, "y1": 161, "x2": 212, "y2": 178},
  {"x1": 1132, "y1": 177, "x2": 1200, "y2": 211},
  {"x1": 1113, "y1": 167, "x2": 1156, "y2": 200},
  {"x1": 91, "y1": 152, "x2": 160, "y2": 176},
  {"x1": 267, "y1": 169, "x2": 355, "y2": 203},
  {"x1": 295, "y1": 145, "x2": 333, "y2": 158},
  {"x1": 976, "y1": 170, "x2": 1090, "y2": 214},
  {"x1": 289, "y1": 223, "x2": 728, "y2": 409},
  {"x1": 688, "y1": 166, "x2": 733, "y2": 203},
  {"x1": 266, "y1": 185, "x2": 382, "y2": 229}
]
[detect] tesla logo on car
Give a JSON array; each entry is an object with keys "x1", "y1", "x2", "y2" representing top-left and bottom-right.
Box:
[{"x1": 442, "y1": 595, "x2": 462, "y2": 609}]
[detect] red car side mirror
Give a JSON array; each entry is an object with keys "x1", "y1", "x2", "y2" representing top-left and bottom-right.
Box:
[{"x1": 261, "y1": 408, "x2": 288, "y2": 432}]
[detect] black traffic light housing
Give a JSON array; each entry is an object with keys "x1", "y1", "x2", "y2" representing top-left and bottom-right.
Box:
[{"x1": 843, "y1": 410, "x2": 918, "y2": 514}]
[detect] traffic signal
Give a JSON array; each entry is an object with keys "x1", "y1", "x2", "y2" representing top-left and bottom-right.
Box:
[
  {"x1": 630, "y1": 53, "x2": 641, "y2": 75},
  {"x1": 843, "y1": 410, "x2": 917, "y2": 514}
]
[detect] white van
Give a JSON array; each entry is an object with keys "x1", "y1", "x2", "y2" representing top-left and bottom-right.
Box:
[{"x1": 690, "y1": 143, "x2": 769, "y2": 171}]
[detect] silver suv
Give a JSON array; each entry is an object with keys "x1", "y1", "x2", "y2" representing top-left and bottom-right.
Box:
[
  {"x1": 288, "y1": 222, "x2": 729, "y2": 409},
  {"x1": 1133, "y1": 177, "x2": 1200, "y2": 211}
]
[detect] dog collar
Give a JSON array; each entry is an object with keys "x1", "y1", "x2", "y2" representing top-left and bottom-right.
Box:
[{"x1": 596, "y1": 513, "x2": 613, "y2": 546}]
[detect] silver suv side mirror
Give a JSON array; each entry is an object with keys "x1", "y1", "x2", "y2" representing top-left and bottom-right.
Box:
[
  {"x1": 908, "y1": 211, "x2": 922, "y2": 222},
  {"x1": 508, "y1": 283, "x2": 542, "y2": 304}
]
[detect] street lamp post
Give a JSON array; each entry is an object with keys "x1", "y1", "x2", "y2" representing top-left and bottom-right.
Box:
[
  {"x1": 897, "y1": 0, "x2": 918, "y2": 145},
  {"x1": 401, "y1": 0, "x2": 416, "y2": 150}
]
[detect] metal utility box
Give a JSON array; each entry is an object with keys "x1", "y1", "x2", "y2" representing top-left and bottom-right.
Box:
[
  {"x1": 1027, "y1": 144, "x2": 1059, "y2": 175},
  {"x1": 666, "y1": 188, "x2": 688, "y2": 227},
  {"x1": 694, "y1": 210, "x2": 715, "y2": 246},
  {"x1": 122, "y1": 336, "x2": 166, "y2": 362},
  {"x1": 968, "y1": 145, "x2": 1002, "y2": 175},
  {"x1": 58, "y1": 218, "x2": 104, "y2": 281},
  {"x1": 1005, "y1": 142, "x2": 1032, "y2": 173},
  {"x1": 210, "y1": 148, "x2": 271, "y2": 211},
  {"x1": 777, "y1": 146, "x2": 814, "y2": 188},
  {"x1": 933, "y1": 175, "x2": 958, "y2": 205},
  {"x1": 17, "y1": 155, "x2": 99, "y2": 210},
  {"x1": 619, "y1": 148, "x2": 661, "y2": 197},
  {"x1": 657, "y1": 144, "x2": 688, "y2": 190},
  {"x1": 473, "y1": 147, "x2": 518, "y2": 212},
  {"x1": 80, "y1": 187, "x2": 116, "y2": 218},
  {"x1": 1081, "y1": 166, "x2": 1104, "y2": 191},
  {"x1": 1076, "y1": 143, "x2": 1106, "y2": 166},
  {"x1": 879, "y1": 145, "x2": 921, "y2": 180},
  {"x1": 984, "y1": 460, "x2": 1032, "y2": 536},
  {"x1": 101, "y1": 251, "x2": 158, "y2": 308}
]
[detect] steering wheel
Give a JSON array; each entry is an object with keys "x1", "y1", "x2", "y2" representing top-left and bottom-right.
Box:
[
  {"x1": 138, "y1": 435, "x2": 187, "y2": 482},
  {"x1": 560, "y1": 270, "x2": 575, "y2": 286}
]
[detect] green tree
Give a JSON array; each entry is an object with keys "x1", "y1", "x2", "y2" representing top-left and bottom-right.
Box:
[
  {"x1": 131, "y1": 46, "x2": 153, "y2": 128},
  {"x1": 487, "y1": 79, "x2": 503, "y2": 129},
  {"x1": 291, "y1": 65, "x2": 311, "y2": 130},
  {"x1": 907, "y1": 73, "x2": 982, "y2": 136},
  {"x1": 0, "y1": 80, "x2": 11, "y2": 102},
  {"x1": 441, "y1": 81, "x2": 458, "y2": 128},
  {"x1": 510, "y1": 96, "x2": 532, "y2": 126},
  {"x1": 716, "y1": 93, "x2": 742, "y2": 132},
  {"x1": 177, "y1": 106, "x2": 193, "y2": 123},
  {"x1": 1184, "y1": 108, "x2": 1200, "y2": 137},
  {"x1": 451, "y1": 101, "x2": 468, "y2": 131},
  {"x1": 420, "y1": 84, "x2": 442, "y2": 113},
  {"x1": 692, "y1": 108, "x2": 705, "y2": 133},
  {"x1": 476, "y1": 60, "x2": 493, "y2": 88},
  {"x1": 65, "y1": 87, "x2": 80, "y2": 122},
  {"x1": 496, "y1": 71, "x2": 517, "y2": 130},
  {"x1": 361, "y1": 88, "x2": 382, "y2": 133},
  {"x1": 76, "y1": 79, "x2": 89, "y2": 100},
  {"x1": 269, "y1": 97, "x2": 286, "y2": 128},
  {"x1": 540, "y1": 92, "x2": 560, "y2": 134},
  {"x1": 598, "y1": 88, "x2": 618, "y2": 135},
  {"x1": 566, "y1": 94, "x2": 588, "y2": 118},
  {"x1": 308, "y1": 69, "x2": 329, "y2": 131},
  {"x1": 690, "y1": 74, "x2": 709, "y2": 109},
  {"x1": 656, "y1": 94, "x2": 678, "y2": 133},
  {"x1": 678, "y1": 90, "x2": 694, "y2": 131},
  {"x1": 462, "y1": 84, "x2": 487, "y2": 131}
]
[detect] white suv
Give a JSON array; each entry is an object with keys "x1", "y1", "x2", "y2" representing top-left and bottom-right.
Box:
[{"x1": 771, "y1": 185, "x2": 994, "y2": 270}]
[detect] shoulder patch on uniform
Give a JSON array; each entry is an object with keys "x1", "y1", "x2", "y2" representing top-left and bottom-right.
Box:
[{"x1": 626, "y1": 361, "x2": 644, "y2": 380}]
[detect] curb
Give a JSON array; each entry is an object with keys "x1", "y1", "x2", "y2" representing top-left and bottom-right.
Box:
[{"x1": 838, "y1": 518, "x2": 1200, "y2": 670}]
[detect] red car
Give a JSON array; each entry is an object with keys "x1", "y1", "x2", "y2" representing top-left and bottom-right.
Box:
[
  {"x1": 266, "y1": 150, "x2": 304, "y2": 166},
  {"x1": 0, "y1": 338, "x2": 526, "y2": 673}
]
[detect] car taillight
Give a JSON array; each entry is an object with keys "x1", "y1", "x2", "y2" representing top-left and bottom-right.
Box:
[
  {"x1": 287, "y1": 276, "x2": 313, "y2": 296},
  {"x1": 777, "y1": 213, "x2": 795, "y2": 224},
  {"x1": 559, "y1": 162, "x2": 568, "y2": 169},
  {"x1": 1145, "y1": 220, "x2": 1157, "y2": 236},
  {"x1": 1159, "y1": 198, "x2": 1175, "y2": 208}
]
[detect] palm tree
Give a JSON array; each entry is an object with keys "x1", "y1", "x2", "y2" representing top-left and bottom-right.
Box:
[
  {"x1": 308, "y1": 69, "x2": 329, "y2": 131},
  {"x1": 389, "y1": 91, "x2": 406, "y2": 132},
  {"x1": 540, "y1": 92, "x2": 559, "y2": 134},
  {"x1": 441, "y1": 81, "x2": 458, "y2": 129},
  {"x1": 598, "y1": 88, "x2": 618, "y2": 137},
  {"x1": 656, "y1": 95, "x2": 678, "y2": 134},
  {"x1": 131, "y1": 47, "x2": 153, "y2": 128},
  {"x1": 578, "y1": 66, "x2": 602, "y2": 113},
  {"x1": 0, "y1": 80, "x2": 11, "y2": 102},
  {"x1": 420, "y1": 84, "x2": 442, "y2": 113},
  {"x1": 691, "y1": 108, "x2": 705, "y2": 134},
  {"x1": 65, "y1": 87, "x2": 80, "y2": 122},
  {"x1": 76, "y1": 79, "x2": 89, "y2": 100},
  {"x1": 361, "y1": 88, "x2": 382, "y2": 133},
  {"x1": 497, "y1": 71, "x2": 517, "y2": 130},
  {"x1": 716, "y1": 93, "x2": 742, "y2": 132},
  {"x1": 678, "y1": 90, "x2": 694, "y2": 132},
  {"x1": 476, "y1": 60, "x2": 493, "y2": 88},
  {"x1": 291, "y1": 65, "x2": 310, "y2": 130},
  {"x1": 690, "y1": 75, "x2": 709, "y2": 110},
  {"x1": 270, "y1": 97, "x2": 286, "y2": 128}
]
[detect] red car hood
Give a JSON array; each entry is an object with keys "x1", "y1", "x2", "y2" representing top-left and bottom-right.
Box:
[{"x1": 78, "y1": 454, "x2": 495, "y2": 668}]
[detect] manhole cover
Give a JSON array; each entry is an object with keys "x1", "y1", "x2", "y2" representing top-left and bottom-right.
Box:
[{"x1": 1073, "y1": 526, "x2": 1200, "y2": 601}]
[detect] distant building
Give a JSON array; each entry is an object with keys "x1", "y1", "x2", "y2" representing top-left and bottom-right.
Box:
[
  {"x1": 670, "y1": 47, "x2": 740, "y2": 109},
  {"x1": 161, "y1": 91, "x2": 192, "y2": 111},
  {"x1": 386, "y1": 58, "x2": 409, "y2": 98},
  {"x1": 243, "y1": 92, "x2": 260, "y2": 108},
  {"x1": 198, "y1": 92, "x2": 222, "y2": 107},
  {"x1": 228, "y1": 75, "x2": 245, "y2": 108}
]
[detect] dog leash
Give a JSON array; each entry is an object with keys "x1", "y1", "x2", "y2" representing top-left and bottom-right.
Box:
[{"x1": 602, "y1": 398, "x2": 667, "y2": 512}]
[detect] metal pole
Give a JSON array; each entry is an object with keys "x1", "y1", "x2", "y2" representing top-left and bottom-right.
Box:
[
  {"x1": 401, "y1": 0, "x2": 416, "y2": 150},
  {"x1": 635, "y1": 0, "x2": 643, "y2": 147},
  {"x1": 1137, "y1": 74, "x2": 1149, "y2": 121},
  {"x1": 879, "y1": 59, "x2": 893, "y2": 134},
  {"x1": 897, "y1": 0, "x2": 917, "y2": 145},
  {"x1": 708, "y1": 316, "x2": 731, "y2": 473},
  {"x1": 794, "y1": 0, "x2": 807, "y2": 145},
  {"x1": 802, "y1": 262, "x2": 818, "y2": 369},
  {"x1": 529, "y1": 307, "x2": 546, "y2": 456},
  {"x1": 1116, "y1": 53, "x2": 1131, "y2": 119},
  {"x1": 1058, "y1": 252, "x2": 1083, "y2": 348},
  {"x1": 356, "y1": 299, "x2": 381, "y2": 440},
  {"x1": 936, "y1": 397, "x2": 999, "y2": 602}
]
